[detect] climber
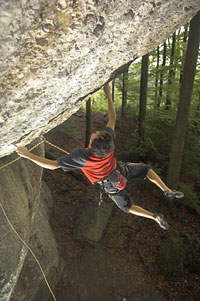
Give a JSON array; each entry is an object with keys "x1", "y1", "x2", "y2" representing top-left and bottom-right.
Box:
[{"x1": 15, "y1": 83, "x2": 184, "y2": 230}]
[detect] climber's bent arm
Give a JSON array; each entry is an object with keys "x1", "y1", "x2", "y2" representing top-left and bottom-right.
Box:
[
  {"x1": 15, "y1": 146, "x2": 60, "y2": 170},
  {"x1": 104, "y1": 83, "x2": 116, "y2": 130}
]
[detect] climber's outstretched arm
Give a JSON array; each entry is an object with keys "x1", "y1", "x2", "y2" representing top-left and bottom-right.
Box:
[
  {"x1": 104, "y1": 83, "x2": 116, "y2": 130},
  {"x1": 15, "y1": 145, "x2": 60, "y2": 170}
]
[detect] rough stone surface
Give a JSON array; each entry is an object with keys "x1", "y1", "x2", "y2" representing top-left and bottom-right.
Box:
[
  {"x1": 158, "y1": 234, "x2": 200, "y2": 277},
  {"x1": 74, "y1": 200, "x2": 113, "y2": 243},
  {"x1": 0, "y1": 143, "x2": 62, "y2": 300},
  {"x1": 159, "y1": 236, "x2": 186, "y2": 277},
  {"x1": 10, "y1": 182, "x2": 64, "y2": 301},
  {"x1": 0, "y1": 0, "x2": 199, "y2": 157},
  {"x1": 183, "y1": 233, "x2": 200, "y2": 274}
]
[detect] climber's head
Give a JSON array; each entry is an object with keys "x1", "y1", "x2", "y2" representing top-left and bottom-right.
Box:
[{"x1": 89, "y1": 131, "x2": 113, "y2": 157}]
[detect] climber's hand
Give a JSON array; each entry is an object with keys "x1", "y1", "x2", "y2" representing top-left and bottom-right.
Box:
[
  {"x1": 103, "y1": 83, "x2": 111, "y2": 96},
  {"x1": 14, "y1": 145, "x2": 30, "y2": 158}
]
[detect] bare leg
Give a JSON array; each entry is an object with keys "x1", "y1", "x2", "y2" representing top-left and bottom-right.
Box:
[
  {"x1": 129, "y1": 204, "x2": 169, "y2": 230},
  {"x1": 146, "y1": 169, "x2": 171, "y2": 193},
  {"x1": 129, "y1": 204, "x2": 155, "y2": 220},
  {"x1": 126, "y1": 168, "x2": 173, "y2": 230}
]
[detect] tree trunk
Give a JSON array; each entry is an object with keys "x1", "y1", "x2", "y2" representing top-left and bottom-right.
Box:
[
  {"x1": 85, "y1": 98, "x2": 91, "y2": 148},
  {"x1": 158, "y1": 42, "x2": 166, "y2": 107},
  {"x1": 112, "y1": 79, "x2": 115, "y2": 103},
  {"x1": 197, "y1": 91, "x2": 200, "y2": 111},
  {"x1": 121, "y1": 68, "x2": 129, "y2": 116},
  {"x1": 138, "y1": 53, "x2": 149, "y2": 141},
  {"x1": 155, "y1": 47, "x2": 160, "y2": 104},
  {"x1": 167, "y1": 11, "x2": 200, "y2": 188},
  {"x1": 180, "y1": 24, "x2": 189, "y2": 84},
  {"x1": 166, "y1": 32, "x2": 176, "y2": 109}
]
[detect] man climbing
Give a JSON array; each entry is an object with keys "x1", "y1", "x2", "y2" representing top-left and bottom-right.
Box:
[{"x1": 15, "y1": 83, "x2": 184, "y2": 230}]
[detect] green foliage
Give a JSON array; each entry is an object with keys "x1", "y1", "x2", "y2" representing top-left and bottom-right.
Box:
[
  {"x1": 82, "y1": 87, "x2": 123, "y2": 115},
  {"x1": 182, "y1": 118, "x2": 200, "y2": 188},
  {"x1": 86, "y1": 26, "x2": 200, "y2": 116},
  {"x1": 81, "y1": 25, "x2": 200, "y2": 203},
  {"x1": 123, "y1": 109, "x2": 175, "y2": 171},
  {"x1": 159, "y1": 236, "x2": 186, "y2": 277},
  {"x1": 159, "y1": 234, "x2": 200, "y2": 277},
  {"x1": 183, "y1": 233, "x2": 200, "y2": 274},
  {"x1": 122, "y1": 111, "x2": 200, "y2": 209},
  {"x1": 54, "y1": 116, "x2": 76, "y2": 138},
  {"x1": 178, "y1": 183, "x2": 200, "y2": 216}
]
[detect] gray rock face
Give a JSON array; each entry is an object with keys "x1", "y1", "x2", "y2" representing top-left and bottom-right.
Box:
[
  {"x1": 0, "y1": 142, "x2": 62, "y2": 300},
  {"x1": 74, "y1": 200, "x2": 113, "y2": 243},
  {"x1": 10, "y1": 182, "x2": 64, "y2": 301},
  {"x1": 0, "y1": 0, "x2": 199, "y2": 158},
  {"x1": 158, "y1": 234, "x2": 200, "y2": 277},
  {"x1": 158, "y1": 236, "x2": 185, "y2": 277}
]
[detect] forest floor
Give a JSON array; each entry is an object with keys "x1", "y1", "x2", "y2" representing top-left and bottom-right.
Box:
[{"x1": 45, "y1": 112, "x2": 200, "y2": 301}]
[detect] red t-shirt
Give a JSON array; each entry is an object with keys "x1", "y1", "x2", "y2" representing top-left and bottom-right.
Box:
[{"x1": 57, "y1": 127, "x2": 116, "y2": 184}]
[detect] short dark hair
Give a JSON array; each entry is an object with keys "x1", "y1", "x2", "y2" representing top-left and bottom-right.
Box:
[{"x1": 91, "y1": 131, "x2": 113, "y2": 157}]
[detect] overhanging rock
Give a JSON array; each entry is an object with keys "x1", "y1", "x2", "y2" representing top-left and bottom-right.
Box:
[{"x1": 0, "y1": 0, "x2": 199, "y2": 157}]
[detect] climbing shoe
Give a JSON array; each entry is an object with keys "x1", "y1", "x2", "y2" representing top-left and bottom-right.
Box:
[
  {"x1": 154, "y1": 213, "x2": 169, "y2": 230},
  {"x1": 163, "y1": 190, "x2": 184, "y2": 201}
]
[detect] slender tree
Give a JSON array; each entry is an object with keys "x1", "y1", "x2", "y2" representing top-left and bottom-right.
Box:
[
  {"x1": 85, "y1": 98, "x2": 91, "y2": 148},
  {"x1": 197, "y1": 91, "x2": 200, "y2": 111},
  {"x1": 155, "y1": 46, "x2": 160, "y2": 104},
  {"x1": 112, "y1": 79, "x2": 115, "y2": 103},
  {"x1": 166, "y1": 32, "x2": 176, "y2": 109},
  {"x1": 180, "y1": 24, "x2": 189, "y2": 84},
  {"x1": 121, "y1": 68, "x2": 129, "y2": 116},
  {"x1": 157, "y1": 42, "x2": 166, "y2": 107},
  {"x1": 138, "y1": 53, "x2": 149, "y2": 141},
  {"x1": 167, "y1": 11, "x2": 200, "y2": 188}
]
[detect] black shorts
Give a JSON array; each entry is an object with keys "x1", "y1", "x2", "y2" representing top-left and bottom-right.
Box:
[{"x1": 104, "y1": 162, "x2": 151, "y2": 213}]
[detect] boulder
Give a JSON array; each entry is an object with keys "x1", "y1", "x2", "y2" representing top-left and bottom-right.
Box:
[
  {"x1": 10, "y1": 182, "x2": 64, "y2": 301},
  {"x1": 159, "y1": 236, "x2": 186, "y2": 277},
  {"x1": 159, "y1": 234, "x2": 200, "y2": 277},
  {"x1": 0, "y1": 0, "x2": 199, "y2": 157},
  {"x1": 74, "y1": 199, "x2": 113, "y2": 243},
  {"x1": 183, "y1": 233, "x2": 200, "y2": 274},
  {"x1": 0, "y1": 141, "x2": 62, "y2": 300}
]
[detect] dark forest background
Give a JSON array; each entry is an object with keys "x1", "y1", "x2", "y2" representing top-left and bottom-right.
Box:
[
  {"x1": 44, "y1": 13, "x2": 200, "y2": 300},
  {"x1": 82, "y1": 13, "x2": 200, "y2": 217}
]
